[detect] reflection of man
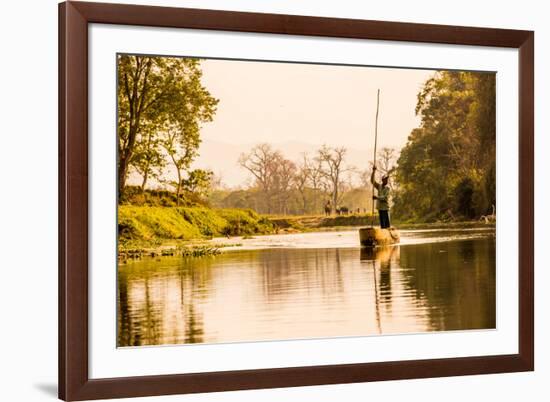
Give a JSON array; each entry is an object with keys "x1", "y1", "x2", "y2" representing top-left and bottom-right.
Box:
[{"x1": 370, "y1": 166, "x2": 391, "y2": 229}]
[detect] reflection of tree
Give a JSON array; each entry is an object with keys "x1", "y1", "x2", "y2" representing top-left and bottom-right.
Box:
[
  {"x1": 117, "y1": 270, "x2": 131, "y2": 346},
  {"x1": 117, "y1": 256, "x2": 216, "y2": 346},
  {"x1": 398, "y1": 239, "x2": 496, "y2": 331},
  {"x1": 184, "y1": 304, "x2": 204, "y2": 344}
]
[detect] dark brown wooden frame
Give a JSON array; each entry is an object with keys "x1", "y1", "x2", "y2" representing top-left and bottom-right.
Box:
[{"x1": 59, "y1": 1, "x2": 534, "y2": 400}]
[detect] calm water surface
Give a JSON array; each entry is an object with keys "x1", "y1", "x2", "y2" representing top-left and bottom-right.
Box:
[{"x1": 118, "y1": 228, "x2": 495, "y2": 346}]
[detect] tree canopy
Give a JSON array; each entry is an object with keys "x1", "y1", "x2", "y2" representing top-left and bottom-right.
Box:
[
  {"x1": 393, "y1": 71, "x2": 496, "y2": 222},
  {"x1": 117, "y1": 55, "x2": 218, "y2": 200}
]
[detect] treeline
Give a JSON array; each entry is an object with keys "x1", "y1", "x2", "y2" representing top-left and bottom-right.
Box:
[
  {"x1": 117, "y1": 55, "x2": 218, "y2": 204},
  {"x1": 210, "y1": 144, "x2": 398, "y2": 216},
  {"x1": 393, "y1": 71, "x2": 496, "y2": 222}
]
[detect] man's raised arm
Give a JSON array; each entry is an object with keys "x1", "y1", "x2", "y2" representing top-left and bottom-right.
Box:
[{"x1": 370, "y1": 166, "x2": 379, "y2": 189}]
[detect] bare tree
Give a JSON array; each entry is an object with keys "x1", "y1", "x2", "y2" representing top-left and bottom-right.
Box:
[
  {"x1": 294, "y1": 154, "x2": 311, "y2": 214},
  {"x1": 376, "y1": 147, "x2": 399, "y2": 191},
  {"x1": 238, "y1": 143, "x2": 282, "y2": 213},
  {"x1": 316, "y1": 145, "x2": 350, "y2": 212},
  {"x1": 306, "y1": 155, "x2": 326, "y2": 214},
  {"x1": 377, "y1": 147, "x2": 398, "y2": 177},
  {"x1": 274, "y1": 158, "x2": 297, "y2": 215}
]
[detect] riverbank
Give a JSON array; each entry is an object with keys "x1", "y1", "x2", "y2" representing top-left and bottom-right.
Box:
[
  {"x1": 268, "y1": 214, "x2": 495, "y2": 231},
  {"x1": 118, "y1": 206, "x2": 495, "y2": 261}
]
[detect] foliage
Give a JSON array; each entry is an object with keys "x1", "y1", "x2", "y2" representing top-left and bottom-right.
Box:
[
  {"x1": 118, "y1": 206, "x2": 275, "y2": 242},
  {"x1": 120, "y1": 185, "x2": 207, "y2": 207},
  {"x1": 117, "y1": 55, "x2": 218, "y2": 198},
  {"x1": 216, "y1": 208, "x2": 274, "y2": 236},
  {"x1": 182, "y1": 169, "x2": 214, "y2": 198},
  {"x1": 393, "y1": 71, "x2": 496, "y2": 222}
]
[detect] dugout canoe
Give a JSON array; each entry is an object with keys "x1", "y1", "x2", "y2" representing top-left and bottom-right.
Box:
[{"x1": 359, "y1": 227, "x2": 400, "y2": 247}]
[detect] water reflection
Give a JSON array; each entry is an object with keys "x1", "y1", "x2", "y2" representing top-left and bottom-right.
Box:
[{"x1": 118, "y1": 235, "x2": 495, "y2": 347}]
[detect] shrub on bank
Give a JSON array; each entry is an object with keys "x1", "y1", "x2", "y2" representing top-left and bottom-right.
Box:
[{"x1": 216, "y1": 208, "x2": 274, "y2": 236}]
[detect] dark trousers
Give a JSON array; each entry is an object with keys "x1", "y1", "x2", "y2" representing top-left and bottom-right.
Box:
[{"x1": 378, "y1": 210, "x2": 391, "y2": 229}]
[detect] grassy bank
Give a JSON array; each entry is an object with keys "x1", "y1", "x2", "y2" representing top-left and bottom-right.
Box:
[
  {"x1": 119, "y1": 205, "x2": 274, "y2": 246},
  {"x1": 268, "y1": 214, "x2": 495, "y2": 231},
  {"x1": 269, "y1": 214, "x2": 376, "y2": 230},
  {"x1": 119, "y1": 207, "x2": 494, "y2": 262}
]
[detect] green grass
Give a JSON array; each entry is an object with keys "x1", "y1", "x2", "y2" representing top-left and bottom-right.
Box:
[{"x1": 118, "y1": 206, "x2": 275, "y2": 244}]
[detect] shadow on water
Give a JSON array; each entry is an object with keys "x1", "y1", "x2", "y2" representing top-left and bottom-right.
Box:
[{"x1": 118, "y1": 235, "x2": 495, "y2": 346}]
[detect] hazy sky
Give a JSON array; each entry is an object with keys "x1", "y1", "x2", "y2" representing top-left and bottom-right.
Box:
[
  {"x1": 199, "y1": 59, "x2": 434, "y2": 150},
  {"x1": 129, "y1": 58, "x2": 436, "y2": 188}
]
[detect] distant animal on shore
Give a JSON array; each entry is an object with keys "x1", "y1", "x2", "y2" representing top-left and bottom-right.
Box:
[
  {"x1": 336, "y1": 206, "x2": 349, "y2": 215},
  {"x1": 480, "y1": 204, "x2": 496, "y2": 224},
  {"x1": 324, "y1": 201, "x2": 332, "y2": 216}
]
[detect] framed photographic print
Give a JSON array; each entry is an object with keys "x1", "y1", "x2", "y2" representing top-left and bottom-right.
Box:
[{"x1": 59, "y1": 1, "x2": 534, "y2": 400}]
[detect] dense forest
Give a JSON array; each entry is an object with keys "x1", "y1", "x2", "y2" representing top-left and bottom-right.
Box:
[
  {"x1": 392, "y1": 71, "x2": 496, "y2": 222},
  {"x1": 118, "y1": 55, "x2": 496, "y2": 224}
]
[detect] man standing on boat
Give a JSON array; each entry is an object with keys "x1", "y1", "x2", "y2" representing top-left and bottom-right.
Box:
[{"x1": 370, "y1": 166, "x2": 391, "y2": 229}]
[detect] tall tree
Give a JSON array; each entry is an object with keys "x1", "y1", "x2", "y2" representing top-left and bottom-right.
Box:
[
  {"x1": 393, "y1": 71, "x2": 496, "y2": 221},
  {"x1": 317, "y1": 145, "x2": 349, "y2": 212},
  {"x1": 182, "y1": 169, "x2": 214, "y2": 198},
  {"x1": 294, "y1": 154, "x2": 311, "y2": 214},
  {"x1": 131, "y1": 129, "x2": 165, "y2": 194},
  {"x1": 162, "y1": 123, "x2": 200, "y2": 206},
  {"x1": 238, "y1": 143, "x2": 283, "y2": 213},
  {"x1": 161, "y1": 58, "x2": 218, "y2": 206},
  {"x1": 117, "y1": 55, "x2": 217, "y2": 197},
  {"x1": 273, "y1": 158, "x2": 297, "y2": 215}
]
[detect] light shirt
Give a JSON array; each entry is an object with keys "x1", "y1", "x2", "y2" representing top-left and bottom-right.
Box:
[{"x1": 374, "y1": 183, "x2": 390, "y2": 211}]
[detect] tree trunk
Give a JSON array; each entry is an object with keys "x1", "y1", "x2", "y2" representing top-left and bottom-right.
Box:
[
  {"x1": 176, "y1": 168, "x2": 182, "y2": 206},
  {"x1": 140, "y1": 169, "x2": 149, "y2": 196},
  {"x1": 332, "y1": 181, "x2": 338, "y2": 213},
  {"x1": 118, "y1": 155, "x2": 129, "y2": 199},
  {"x1": 118, "y1": 124, "x2": 138, "y2": 198}
]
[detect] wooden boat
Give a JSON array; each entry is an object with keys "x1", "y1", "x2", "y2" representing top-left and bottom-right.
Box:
[{"x1": 359, "y1": 227, "x2": 400, "y2": 247}]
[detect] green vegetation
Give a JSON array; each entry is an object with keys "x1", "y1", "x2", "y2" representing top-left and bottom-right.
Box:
[
  {"x1": 393, "y1": 71, "x2": 496, "y2": 222},
  {"x1": 118, "y1": 206, "x2": 275, "y2": 244},
  {"x1": 117, "y1": 55, "x2": 497, "y2": 255},
  {"x1": 179, "y1": 245, "x2": 221, "y2": 257},
  {"x1": 117, "y1": 55, "x2": 218, "y2": 203},
  {"x1": 270, "y1": 214, "x2": 375, "y2": 230}
]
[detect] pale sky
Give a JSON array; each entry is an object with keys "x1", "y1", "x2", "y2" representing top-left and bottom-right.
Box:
[
  {"x1": 199, "y1": 59, "x2": 434, "y2": 149},
  {"x1": 129, "y1": 59, "x2": 436, "y2": 188}
]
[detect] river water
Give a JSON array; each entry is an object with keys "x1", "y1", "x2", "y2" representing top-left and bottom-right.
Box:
[{"x1": 118, "y1": 227, "x2": 496, "y2": 347}]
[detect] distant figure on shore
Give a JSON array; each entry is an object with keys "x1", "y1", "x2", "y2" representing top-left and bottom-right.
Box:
[
  {"x1": 324, "y1": 200, "x2": 332, "y2": 216},
  {"x1": 370, "y1": 166, "x2": 391, "y2": 229},
  {"x1": 336, "y1": 206, "x2": 349, "y2": 215}
]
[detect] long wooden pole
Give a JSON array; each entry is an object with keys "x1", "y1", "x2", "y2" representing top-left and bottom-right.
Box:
[{"x1": 371, "y1": 89, "x2": 380, "y2": 227}]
